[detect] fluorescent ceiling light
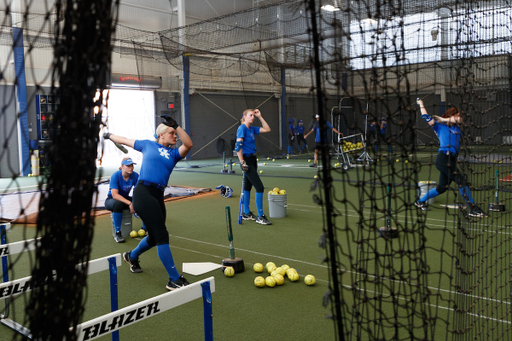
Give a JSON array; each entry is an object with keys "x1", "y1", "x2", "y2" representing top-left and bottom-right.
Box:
[{"x1": 321, "y1": 5, "x2": 340, "y2": 12}]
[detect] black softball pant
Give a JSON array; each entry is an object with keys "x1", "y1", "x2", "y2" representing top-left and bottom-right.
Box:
[
  {"x1": 132, "y1": 184, "x2": 169, "y2": 246},
  {"x1": 435, "y1": 152, "x2": 467, "y2": 194},
  {"x1": 242, "y1": 155, "x2": 264, "y2": 193}
]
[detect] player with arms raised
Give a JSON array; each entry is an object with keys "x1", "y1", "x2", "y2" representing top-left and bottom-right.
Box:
[
  {"x1": 104, "y1": 115, "x2": 194, "y2": 290},
  {"x1": 415, "y1": 99, "x2": 487, "y2": 217}
]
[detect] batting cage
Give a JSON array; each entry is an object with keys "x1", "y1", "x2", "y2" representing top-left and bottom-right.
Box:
[{"x1": 0, "y1": 0, "x2": 512, "y2": 340}]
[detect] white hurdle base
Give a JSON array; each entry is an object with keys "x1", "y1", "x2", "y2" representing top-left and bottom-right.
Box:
[{"x1": 75, "y1": 276, "x2": 216, "y2": 341}]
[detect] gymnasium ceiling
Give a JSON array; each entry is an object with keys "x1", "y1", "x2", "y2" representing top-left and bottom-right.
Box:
[{"x1": 0, "y1": 0, "x2": 286, "y2": 32}]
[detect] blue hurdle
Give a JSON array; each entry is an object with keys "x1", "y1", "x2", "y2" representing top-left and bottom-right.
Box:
[
  {"x1": 0, "y1": 229, "x2": 122, "y2": 341},
  {"x1": 75, "y1": 276, "x2": 216, "y2": 341}
]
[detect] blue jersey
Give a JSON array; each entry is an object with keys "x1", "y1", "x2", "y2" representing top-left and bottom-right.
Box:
[
  {"x1": 108, "y1": 170, "x2": 139, "y2": 198},
  {"x1": 380, "y1": 122, "x2": 387, "y2": 135},
  {"x1": 133, "y1": 140, "x2": 183, "y2": 186},
  {"x1": 433, "y1": 123, "x2": 461, "y2": 154},
  {"x1": 288, "y1": 123, "x2": 296, "y2": 134},
  {"x1": 295, "y1": 124, "x2": 304, "y2": 134},
  {"x1": 369, "y1": 123, "x2": 376, "y2": 132},
  {"x1": 314, "y1": 121, "x2": 333, "y2": 143},
  {"x1": 237, "y1": 125, "x2": 260, "y2": 155}
]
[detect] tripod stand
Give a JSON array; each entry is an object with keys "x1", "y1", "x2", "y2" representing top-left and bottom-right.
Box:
[{"x1": 356, "y1": 104, "x2": 373, "y2": 165}]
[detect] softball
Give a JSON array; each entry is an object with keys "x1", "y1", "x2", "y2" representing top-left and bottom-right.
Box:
[
  {"x1": 253, "y1": 263, "x2": 264, "y2": 273},
  {"x1": 267, "y1": 264, "x2": 277, "y2": 274},
  {"x1": 137, "y1": 229, "x2": 146, "y2": 237},
  {"x1": 129, "y1": 230, "x2": 137, "y2": 238},
  {"x1": 254, "y1": 276, "x2": 265, "y2": 287},
  {"x1": 274, "y1": 274, "x2": 285, "y2": 286},
  {"x1": 224, "y1": 267, "x2": 235, "y2": 277},
  {"x1": 265, "y1": 262, "x2": 276, "y2": 270},
  {"x1": 259, "y1": 170, "x2": 263, "y2": 174},
  {"x1": 265, "y1": 276, "x2": 276, "y2": 287},
  {"x1": 304, "y1": 275, "x2": 316, "y2": 286}
]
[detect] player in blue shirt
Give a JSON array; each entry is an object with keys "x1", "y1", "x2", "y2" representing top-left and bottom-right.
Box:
[
  {"x1": 105, "y1": 157, "x2": 144, "y2": 243},
  {"x1": 415, "y1": 99, "x2": 486, "y2": 218},
  {"x1": 104, "y1": 115, "x2": 194, "y2": 290},
  {"x1": 295, "y1": 119, "x2": 307, "y2": 153},
  {"x1": 287, "y1": 118, "x2": 296, "y2": 155},
  {"x1": 304, "y1": 114, "x2": 342, "y2": 167},
  {"x1": 375, "y1": 117, "x2": 392, "y2": 153},
  {"x1": 368, "y1": 119, "x2": 377, "y2": 152},
  {"x1": 235, "y1": 108, "x2": 272, "y2": 225}
]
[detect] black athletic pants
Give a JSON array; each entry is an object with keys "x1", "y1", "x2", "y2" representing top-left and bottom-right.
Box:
[
  {"x1": 435, "y1": 152, "x2": 467, "y2": 194},
  {"x1": 242, "y1": 155, "x2": 264, "y2": 193},
  {"x1": 132, "y1": 184, "x2": 169, "y2": 246}
]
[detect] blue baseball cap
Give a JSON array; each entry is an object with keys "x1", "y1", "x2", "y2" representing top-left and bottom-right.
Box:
[
  {"x1": 298, "y1": 119, "x2": 303, "y2": 123},
  {"x1": 121, "y1": 158, "x2": 136, "y2": 166}
]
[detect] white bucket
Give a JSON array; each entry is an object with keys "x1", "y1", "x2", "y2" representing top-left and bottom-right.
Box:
[
  {"x1": 268, "y1": 193, "x2": 287, "y2": 218},
  {"x1": 418, "y1": 181, "x2": 436, "y2": 205}
]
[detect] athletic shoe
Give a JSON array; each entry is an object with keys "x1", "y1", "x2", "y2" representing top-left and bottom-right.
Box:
[
  {"x1": 414, "y1": 200, "x2": 428, "y2": 211},
  {"x1": 242, "y1": 211, "x2": 257, "y2": 221},
  {"x1": 114, "y1": 232, "x2": 125, "y2": 243},
  {"x1": 309, "y1": 163, "x2": 317, "y2": 168},
  {"x1": 166, "y1": 275, "x2": 190, "y2": 291},
  {"x1": 123, "y1": 251, "x2": 143, "y2": 273},
  {"x1": 256, "y1": 215, "x2": 272, "y2": 225},
  {"x1": 468, "y1": 205, "x2": 488, "y2": 218}
]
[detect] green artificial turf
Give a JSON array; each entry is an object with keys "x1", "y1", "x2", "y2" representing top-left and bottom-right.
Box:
[{"x1": 1, "y1": 150, "x2": 511, "y2": 340}]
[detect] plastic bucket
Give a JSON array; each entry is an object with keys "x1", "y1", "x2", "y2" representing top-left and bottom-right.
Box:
[
  {"x1": 418, "y1": 181, "x2": 436, "y2": 205},
  {"x1": 268, "y1": 193, "x2": 287, "y2": 218},
  {"x1": 111, "y1": 209, "x2": 133, "y2": 237}
]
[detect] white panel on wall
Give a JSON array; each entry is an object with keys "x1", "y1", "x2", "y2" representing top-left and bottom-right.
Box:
[{"x1": 100, "y1": 89, "x2": 155, "y2": 166}]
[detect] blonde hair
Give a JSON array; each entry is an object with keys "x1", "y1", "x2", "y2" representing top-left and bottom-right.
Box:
[
  {"x1": 241, "y1": 109, "x2": 254, "y2": 124},
  {"x1": 155, "y1": 123, "x2": 170, "y2": 142}
]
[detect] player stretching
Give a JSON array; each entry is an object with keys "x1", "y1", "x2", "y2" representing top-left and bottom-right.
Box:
[
  {"x1": 104, "y1": 115, "x2": 194, "y2": 290},
  {"x1": 305, "y1": 114, "x2": 342, "y2": 168},
  {"x1": 235, "y1": 108, "x2": 272, "y2": 225},
  {"x1": 415, "y1": 99, "x2": 487, "y2": 218}
]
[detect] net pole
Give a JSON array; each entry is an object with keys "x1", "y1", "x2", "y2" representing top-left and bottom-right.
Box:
[{"x1": 307, "y1": 0, "x2": 345, "y2": 339}]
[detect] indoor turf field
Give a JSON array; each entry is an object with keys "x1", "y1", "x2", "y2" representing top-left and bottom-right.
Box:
[{"x1": 2, "y1": 147, "x2": 511, "y2": 340}]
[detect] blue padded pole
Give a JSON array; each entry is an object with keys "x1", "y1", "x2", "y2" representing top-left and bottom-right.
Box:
[
  {"x1": 182, "y1": 55, "x2": 191, "y2": 160},
  {"x1": 201, "y1": 282, "x2": 213, "y2": 341},
  {"x1": 108, "y1": 256, "x2": 120, "y2": 341},
  {"x1": 280, "y1": 67, "x2": 286, "y2": 151},
  {"x1": 12, "y1": 28, "x2": 30, "y2": 176},
  {"x1": 1, "y1": 224, "x2": 9, "y2": 320},
  {"x1": 1, "y1": 225, "x2": 7, "y2": 283}
]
